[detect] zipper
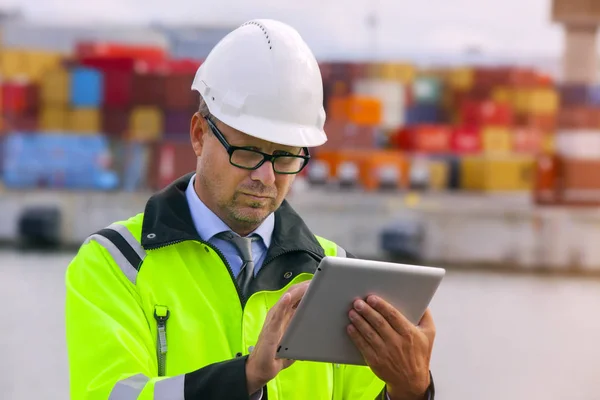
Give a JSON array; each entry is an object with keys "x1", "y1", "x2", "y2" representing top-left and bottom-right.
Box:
[{"x1": 154, "y1": 305, "x2": 170, "y2": 376}]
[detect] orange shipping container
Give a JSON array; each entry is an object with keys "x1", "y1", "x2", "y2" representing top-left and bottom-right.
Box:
[
  {"x1": 326, "y1": 96, "x2": 350, "y2": 121},
  {"x1": 347, "y1": 96, "x2": 382, "y2": 126},
  {"x1": 533, "y1": 155, "x2": 559, "y2": 205}
]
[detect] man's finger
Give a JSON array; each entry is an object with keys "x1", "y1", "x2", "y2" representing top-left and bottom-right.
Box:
[
  {"x1": 417, "y1": 308, "x2": 436, "y2": 340},
  {"x1": 366, "y1": 295, "x2": 413, "y2": 336},
  {"x1": 346, "y1": 324, "x2": 375, "y2": 362}
]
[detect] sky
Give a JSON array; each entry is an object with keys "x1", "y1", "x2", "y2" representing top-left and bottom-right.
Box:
[{"x1": 1, "y1": 0, "x2": 568, "y2": 59}]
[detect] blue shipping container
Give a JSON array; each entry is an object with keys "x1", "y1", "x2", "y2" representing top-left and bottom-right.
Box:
[
  {"x1": 405, "y1": 104, "x2": 445, "y2": 126},
  {"x1": 70, "y1": 67, "x2": 104, "y2": 107},
  {"x1": 1, "y1": 132, "x2": 119, "y2": 190}
]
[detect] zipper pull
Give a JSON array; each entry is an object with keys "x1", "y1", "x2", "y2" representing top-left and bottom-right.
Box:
[{"x1": 154, "y1": 305, "x2": 170, "y2": 376}]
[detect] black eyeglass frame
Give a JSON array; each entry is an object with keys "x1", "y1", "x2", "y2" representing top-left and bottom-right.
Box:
[{"x1": 204, "y1": 116, "x2": 311, "y2": 175}]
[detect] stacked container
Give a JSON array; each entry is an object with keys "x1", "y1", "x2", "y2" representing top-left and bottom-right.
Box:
[{"x1": 534, "y1": 84, "x2": 600, "y2": 206}]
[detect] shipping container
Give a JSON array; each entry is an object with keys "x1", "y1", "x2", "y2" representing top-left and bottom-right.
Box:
[
  {"x1": 164, "y1": 110, "x2": 192, "y2": 135},
  {"x1": 533, "y1": 155, "x2": 559, "y2": 205},
  {"x1": 460, "y1": 155, "x2": 534, "y2": 191},
  {"x1": 451, "y1": 126, "x2": 482, "y2": 154},
  {"x1": 40, "y1": 67, "x2": 70, "y2": 105},
  {"x1": 1, "y1": 112, "x2": 39, "y2": 132},
  {"x1": 555, "y1": 130, "x2": 600, "y2": 159},
  {"x1": 1, "y1": 81, "x2": 38, "y2": 114},
  {"x1": 448, "y1": 67, "x2": 474, "y2": 91},
  {"x1": 347, "y1": 96, "x2": 382, "y2": 126},
  {"x1": 147, "y1": 139, "x2": 197, "y2": 190},
  {"x1": 528, "y1": 88, "x2": 559, "y2": 114},
  {"x1": 405, "y1": 104, "x2": 445, "y2": 125},
  {"x1": 39, "y1": 106, "x2": 68, "y2": 131},
  {"x1": 131, "y1": 70, "x2": 166, "y2": 107},
  {"x1": 1, "y1": 132, "x2": 119, "y2": 190},
  {"x1": 557, "y1": 84, "x2": 589, "y2": 106},
  {"x1": 70, "y1": 67, "x2": 104, "y2": 107},
  {"x1": 102, "y1": 108, "x2": 130, "y2": 137},
  {"x1": 427, "y1": 159, "x2": 450, "y2": 190},
  {"x1": 393, "y1": 125, "x2": 452, "y2": 153},
  {"x1": 23, "y1": 50, "x2": 65, "y2": 82},
  {"x1": 517, "y1": 114, "x2": 557, "y2": 132},
  {"x1": 460, "y1": 100, "x2": 513, "y2": 126},
  {"x1": 0, "y1": 49, "x2": 28, "y2": 80},
  {"x1": 164, "y1": 73, "x2": 198, "y2": 111},
  {"x1": 513, "y1": 127, "x2": 543, "y2": 153},
  {"x1": 367, "y1": 63, "x2": 416, "y2": 83},
  {"x1": 75, "y1": 42, "x2": 167, "y2": 62},
  {"x1": 557, "y1": 107, "x2": 600, "y2": 129},
  {"x1": 482, "y1": 126, "x2": 512, "y2": 154},
  {"x1": 68, "y1": 108, "x2": 101, "y2": 133},
  {"x1": 129, "y1": 106, "x2": 163, "y2": 142},
  {"x1": 413, "y1": 76, "x2": 442, "y2": 104},
  {"x1": 559, "y1": 158, "x2": 600, "y2": 193}
]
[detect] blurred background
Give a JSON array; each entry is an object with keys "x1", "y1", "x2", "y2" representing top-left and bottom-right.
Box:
[{"x1": 1, "y1": 0, "x2": 600, "y2": 399}]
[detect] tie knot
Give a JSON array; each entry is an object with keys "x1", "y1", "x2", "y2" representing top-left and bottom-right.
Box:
[{"x1": 217, "y1": 232, "x2": 259, "y2": 262}]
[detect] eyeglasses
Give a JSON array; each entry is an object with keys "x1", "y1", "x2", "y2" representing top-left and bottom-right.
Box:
[{"x1": 204, "y1": 116, "x2": 311, "y2": 174}]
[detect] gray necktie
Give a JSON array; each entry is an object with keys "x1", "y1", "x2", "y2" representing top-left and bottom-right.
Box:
[{"x1": 218, "y1": 232, "x2": 260, "y2": 298}]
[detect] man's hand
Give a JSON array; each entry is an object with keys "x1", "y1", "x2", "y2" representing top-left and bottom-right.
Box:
[
  {"x1": 245, "y1": 281, "x2": 310, "y2": 395},
  {"x1": 347, "y1": 296, "x2": 435, "y2": 400}
]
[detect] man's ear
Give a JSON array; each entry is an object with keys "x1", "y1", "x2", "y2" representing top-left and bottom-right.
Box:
[{"x1": 190, "y1": 113, "x2": 206, "y2": 157}]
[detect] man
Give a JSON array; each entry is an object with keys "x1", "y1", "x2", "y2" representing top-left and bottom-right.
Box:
[{"x1": 65, "y1": 19, "x2": 436, "y2": 400}]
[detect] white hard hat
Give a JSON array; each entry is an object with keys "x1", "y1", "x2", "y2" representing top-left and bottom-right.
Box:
[{"x1": 191, "y1": 19, "x2": 328, "y2": 147}]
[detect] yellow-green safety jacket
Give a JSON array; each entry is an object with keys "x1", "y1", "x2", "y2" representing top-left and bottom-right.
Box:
[{"x1": 65, "y1": 173, "x2": 435, "y2": 400}]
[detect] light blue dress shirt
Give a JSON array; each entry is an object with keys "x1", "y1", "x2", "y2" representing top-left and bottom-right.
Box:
[{"x1": 185, "y1": 174, "x2": 275, "y2": 278}]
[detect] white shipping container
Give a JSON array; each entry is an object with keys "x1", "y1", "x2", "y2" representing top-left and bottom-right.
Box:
[
  {"x1": 353, "y1": 79, "x2": 407, "y2": 129},
  {"x1": 556, "y1": 130, "x2": 600, "y2": 160}
]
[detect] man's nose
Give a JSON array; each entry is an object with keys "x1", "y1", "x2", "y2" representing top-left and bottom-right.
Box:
[{"x1": 250, "y1": 161, "x2": 276, "y2": 186}]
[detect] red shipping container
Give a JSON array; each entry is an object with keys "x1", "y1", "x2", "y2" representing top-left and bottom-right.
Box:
[
  {"x1": 102, "y1": 108, "x2": 130, "y2": 137},
  {"x1": 558, "y1": 107, "x2": 600, "y2": 129},
  {"x1": 165, "y1": 73, "x2": 198, "y2": 111},
  {"x1": 533, "y1": 155, "x2": 559, "y2": 205},
  {"x1": 148, "y1": 140, "x2": 197, "y2": 190},
  {"x1": 76, "y1": 42, "x2": 167, "y2": 62},
  {"x1": 132, "y1": 60, "x2": 167, "y2": 106},
  {"x1": 1, "y1": 82, "x2": 38, "y2": 114},
  {"x1": 460, "y1": 100, "x2": 513, "y2": 126},
  {"x1": 451, "y1": 126, "x2": 482, "y2": 153},
  {"x1": 168, "y1": 59, "x2": 202, "y2": 74},
  {"x1": 403, "y1": 125, "x2": 452, "y2": 153},
  {"x1": 513, "y1": 127, "x2": 543, "y2": 153},
  {"x1": 1, "y1": 111, "x2": 38, "y2": 132}
]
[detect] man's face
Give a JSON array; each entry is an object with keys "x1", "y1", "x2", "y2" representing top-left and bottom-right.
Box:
[{"x1": 191, "y1": 113, "x2": 302, "y2": 234}]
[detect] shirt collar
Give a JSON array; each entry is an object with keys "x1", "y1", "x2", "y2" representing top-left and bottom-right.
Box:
[{"x1": 185, "y1": 174, "x2": 274, "y2": 248}]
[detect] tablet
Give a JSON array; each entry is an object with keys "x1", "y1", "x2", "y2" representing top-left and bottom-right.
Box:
[{"x1": 276, "y1": 256, "x2": 445, "y2": 366}]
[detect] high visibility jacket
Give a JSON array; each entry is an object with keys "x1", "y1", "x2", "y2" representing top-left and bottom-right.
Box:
[{"x1": 65, "y1": 173, "x2": 434, "y2": 400}]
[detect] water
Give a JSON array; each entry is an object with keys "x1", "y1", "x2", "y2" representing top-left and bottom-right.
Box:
[{"x1": 1, "y1": 250, "x2": 599, "y2": 400}]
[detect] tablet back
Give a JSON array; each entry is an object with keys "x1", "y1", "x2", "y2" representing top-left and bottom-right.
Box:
[{"x1": 276, "y1": 256, "x2": 445, "y2": 366}]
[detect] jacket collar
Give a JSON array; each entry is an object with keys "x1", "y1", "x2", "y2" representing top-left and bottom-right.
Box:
[{"x1": 141, "y1": 173, "x2": 325, "y2": 261}]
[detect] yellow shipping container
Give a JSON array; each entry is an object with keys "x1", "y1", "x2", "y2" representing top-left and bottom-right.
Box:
[
  {"x1": 528, "y1": 88, "x2": 559, "y2": 114},
  {"x1": 491, "y1": 86, "x2": 513, "y2": 104},
  {"x1": 40, "y1": 67, "x2": 70, "y2": 105},
  {"x1": 40, "y1": 106, "x2": 68, "y2": 131},
  {"x1": 25, "y1": 50, "x2": 64, "y2": 82},
  {"x1": 428, "y1": 160, "x2": 449, "y2": 190},
  {"x1": 129, "y1": 106, "x2": 163, "y2": 142},
  {"x1": 68, "y1": 108, "x2": 101, "y2": 133},
  {"x1": 460, "y1": 155, "x2": 534, "y2": 191},
  {"x1": 482, "y1": 126, "x2": 512, "y2": 154},
  {"x1": 448, "y1": 67, "x2": 474, "y2": 91},
  {"x1": 0, "y1": 49, "x2": 28, "y2": 79},
  {"x1": 368, "y1": 63, "x2": 415, "y2": 83},
  {"x1": 512, "y1": 89, "x2": 532, "y2": 114}
]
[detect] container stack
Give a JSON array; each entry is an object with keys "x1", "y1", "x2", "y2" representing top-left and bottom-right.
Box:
[
  {"x1": 0, "y1": 41, "x2": 203, "y2": 191},
  {"x1": 534, "y1": 84, "x2": 600, "y2": 207}
]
